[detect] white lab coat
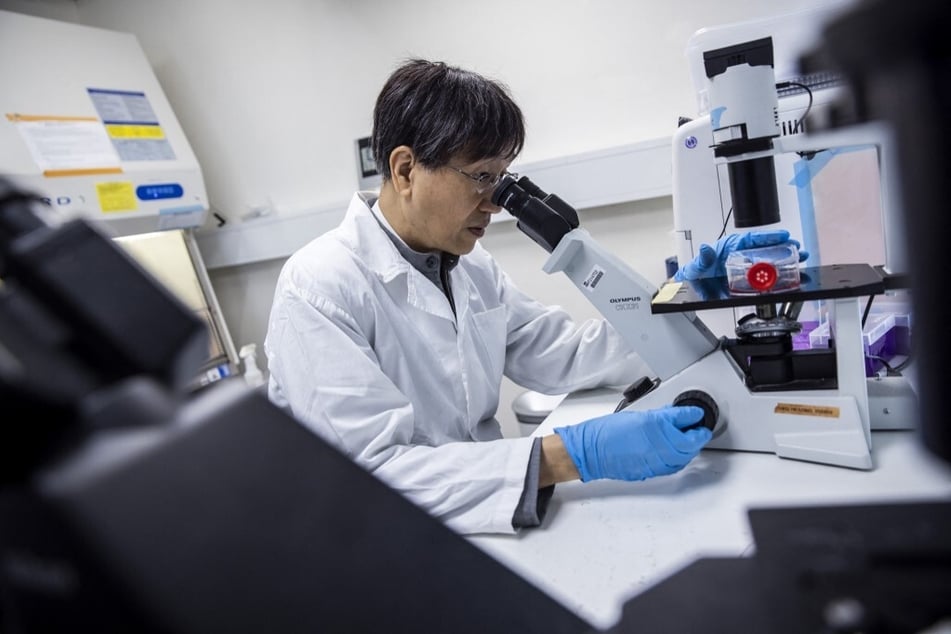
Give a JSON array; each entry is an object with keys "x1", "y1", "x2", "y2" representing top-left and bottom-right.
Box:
[{"x1": 265, "y1": 192, "x2": 648, "y2": 534}]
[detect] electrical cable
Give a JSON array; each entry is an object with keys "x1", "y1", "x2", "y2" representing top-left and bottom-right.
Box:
[
  {"x1": 862, "y1": 295, "x2": 874, "y2": 327},
  {"x1": 717, "y1": 207, "x2": 733, "y2": 240},
  {"x1": 776, "y1": 81, "x2": 814, "y2": 132}
]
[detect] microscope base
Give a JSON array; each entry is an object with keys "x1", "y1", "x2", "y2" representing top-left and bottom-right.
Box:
[
  {"x1": 623, "y1": 349, "x2": 873, "y2": 469},
  {"x1": 868, "y1": 375, "x2": 918, "y2": 430}
]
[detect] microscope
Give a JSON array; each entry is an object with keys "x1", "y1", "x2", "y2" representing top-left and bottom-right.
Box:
[
  {"x1": 672, "y1": 26, "x2": 916, "y2": 432},
  {"x1": 492, "y1": 37, "x2": 908, "y2": 470}
]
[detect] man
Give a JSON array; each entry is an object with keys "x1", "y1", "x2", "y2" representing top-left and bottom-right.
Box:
[{"x1": 265, "y1": 59, "x2": 800, "y2": 535}]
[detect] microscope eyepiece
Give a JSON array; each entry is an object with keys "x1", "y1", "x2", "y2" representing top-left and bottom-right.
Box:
[
  {"x1": 491, "y1": 174, "x2": 552, "y2": 212},
  {"x1": 489, "y1": 174, "x2": 580, "y2": 254},
  {"x1": 514, "y1": 175, "x2": 548, "y2": 200},
  {"x1": 490, "y1": 173, "x2": 521, "y2": 209}
]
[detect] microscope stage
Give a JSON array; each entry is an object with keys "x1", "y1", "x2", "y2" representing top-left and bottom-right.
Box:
[{"x1": 651, "y1": 263, "x2": 886, "y2": 314}]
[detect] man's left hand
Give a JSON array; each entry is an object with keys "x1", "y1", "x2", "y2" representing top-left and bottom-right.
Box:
[{"x1": 673, "y1": 230, "x2": 809, "y2": 281}]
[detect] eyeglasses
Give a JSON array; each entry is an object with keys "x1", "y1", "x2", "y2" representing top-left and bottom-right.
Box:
[{"x1": 448, "y1": 166, "x2": 516, "y2": 195}]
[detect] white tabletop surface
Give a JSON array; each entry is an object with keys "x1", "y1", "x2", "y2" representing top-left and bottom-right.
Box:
[{"x1": 468, "y1": 388, "x2": 951, "y2": 631}]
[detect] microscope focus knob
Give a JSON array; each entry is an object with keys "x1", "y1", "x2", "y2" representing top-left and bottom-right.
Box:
[{"x1": 673, "y1": 390, "x2": 719, "y2": 431}]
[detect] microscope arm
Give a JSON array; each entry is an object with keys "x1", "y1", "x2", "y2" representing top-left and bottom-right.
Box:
[
  {"x1": 492, "y1": 174, "x2": 719, "y2": 380},
  {"x1": 525, "y1": 218, "x2": 875, "y2": 469},
  {"x1": 542, "y1": 228, "x2": 718, "y2": 380}
]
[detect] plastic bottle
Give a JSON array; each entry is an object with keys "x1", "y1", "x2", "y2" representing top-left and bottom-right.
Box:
[{"x1": 239, "y1": 343, "x2": 265, "y2": 390}]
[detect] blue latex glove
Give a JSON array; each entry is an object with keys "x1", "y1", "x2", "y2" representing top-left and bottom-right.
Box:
[
  {"x1": 554, "y1": 406, "x2": 712, "y2": 483},
  {"x1": 673, "y1": 230, "x2": 809, "y2": 281}
]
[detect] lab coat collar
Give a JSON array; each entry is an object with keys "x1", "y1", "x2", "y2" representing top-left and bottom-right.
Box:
[
  {"x1": 368, "y1": 198, "x2": 459, "y2": 284},
  {"x1": 341, "y1": 192, "x2": 459, "y2": 322},
  {"x1": 342, "y1": 192, "x2": 412, "y2": 283}
]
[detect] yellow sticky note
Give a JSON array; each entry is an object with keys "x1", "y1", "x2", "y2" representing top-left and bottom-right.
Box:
[
  {"x1": 105, "y1": 124, "x2": 165, "y2": 139},
  {"x1": 652, "y1": 281, "x2": 682, "y2": 304},
  {"x1": 96, "y1": 181, "x2": 138, "y2": 212}
]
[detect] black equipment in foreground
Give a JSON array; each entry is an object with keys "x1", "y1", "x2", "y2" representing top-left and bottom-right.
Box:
[
  {"x1": 0, "y1": 182, "x2": 592, "y2": 634},
  {"x1": 609, "y1": 502, "x2": 951, "y2": 634}
]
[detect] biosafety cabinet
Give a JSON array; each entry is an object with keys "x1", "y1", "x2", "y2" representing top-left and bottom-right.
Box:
[{"x1": 0, "y1": 9, "x2": 238, "y2": 385}]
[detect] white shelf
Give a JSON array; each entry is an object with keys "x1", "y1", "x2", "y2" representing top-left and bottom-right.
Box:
[
  {"x1": 196, "y1": 136, "x2": 673, "y2": 270},
  {"x1": 511, "y1": 136, "x2": 674, "y2": 209},
  {"x1": 195, "y1": 203, "x2": 346, "y2": 271}
]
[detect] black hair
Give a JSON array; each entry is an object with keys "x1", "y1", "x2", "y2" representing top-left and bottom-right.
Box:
[{"x1": 371, "y1": 59, "x2": 525, "y2": 180}]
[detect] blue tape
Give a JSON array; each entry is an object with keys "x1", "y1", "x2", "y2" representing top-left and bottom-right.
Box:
[{"x1": 790, "y1": 145, "x2": 875, "y2": 267}]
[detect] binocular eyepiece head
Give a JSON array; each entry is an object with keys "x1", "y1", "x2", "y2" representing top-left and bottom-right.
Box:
[{"x1": 488, "y1": 174, "x2": 579, "y2": 253}]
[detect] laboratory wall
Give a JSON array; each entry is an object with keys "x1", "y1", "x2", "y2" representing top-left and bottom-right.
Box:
[
  {"x1": 3, "y1": 0, "x2": 836, "y2": 437},
  {"x1": 55, "y1": 0, "x2": 836, "y2": 215}
]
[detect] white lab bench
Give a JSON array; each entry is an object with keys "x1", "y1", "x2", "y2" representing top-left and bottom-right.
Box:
[{"x1": 467, "y1": 387, "x2": 951, "y2": 631}]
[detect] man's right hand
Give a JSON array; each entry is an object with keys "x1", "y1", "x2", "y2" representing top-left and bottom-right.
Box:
[{"x1": 552, "y1": 406, "x2": 712, "y2": 483}]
